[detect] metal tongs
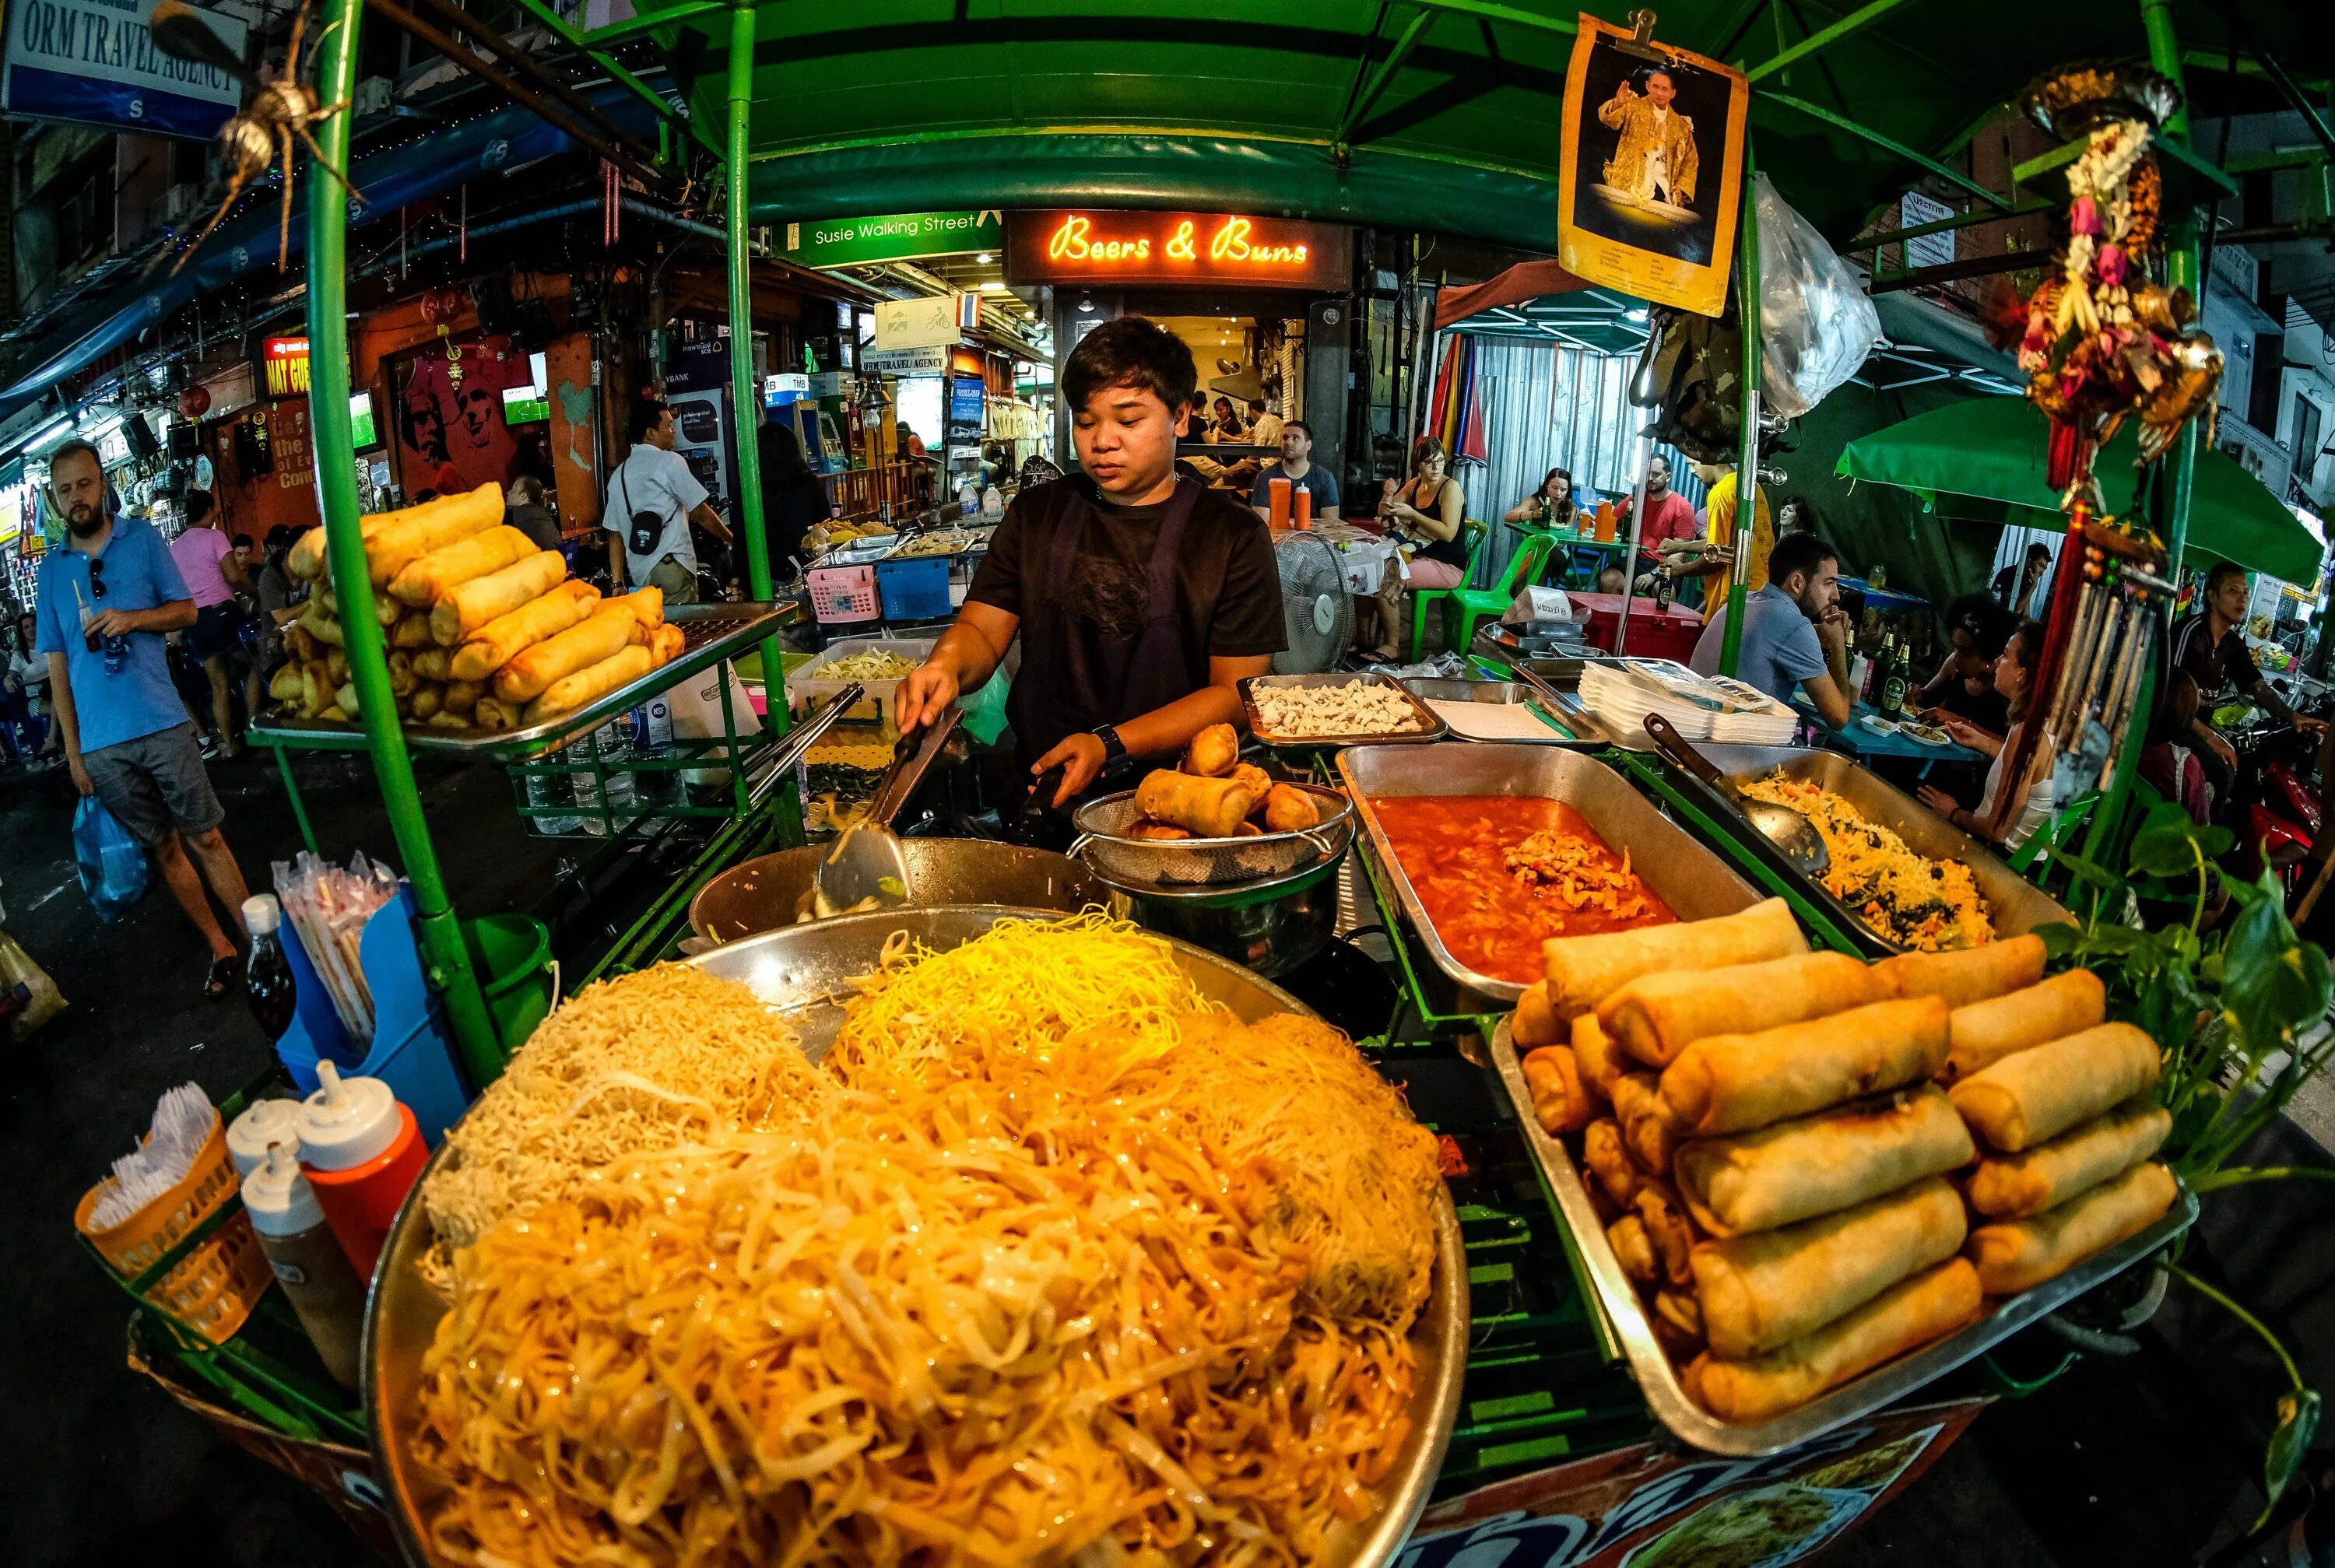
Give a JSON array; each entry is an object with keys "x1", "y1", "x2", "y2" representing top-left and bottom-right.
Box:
[
  {"x1": 810, "y1": 707, "x2": 964, "y2": 917},
  {"x1": 1643, "y1": 712, "x2": 1831, "y2": 875}
]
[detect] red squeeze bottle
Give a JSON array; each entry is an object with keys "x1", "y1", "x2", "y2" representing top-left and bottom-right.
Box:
[
  {"x1": 293, "y1": 1060, "x2": 427, "y2": 1279},
  {"x1": 1294, "y1": 486, "x2": 1313, "y2": 528}
]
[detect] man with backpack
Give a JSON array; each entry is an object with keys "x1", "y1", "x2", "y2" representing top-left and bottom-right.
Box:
[{"x1": 603, "y1": 398, "x2": 732, "y2": 605}]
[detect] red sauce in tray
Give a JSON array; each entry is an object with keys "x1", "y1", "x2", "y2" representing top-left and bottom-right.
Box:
[{"x1": 1371, "y1": 795, "x2": 1676, "y2": 984}]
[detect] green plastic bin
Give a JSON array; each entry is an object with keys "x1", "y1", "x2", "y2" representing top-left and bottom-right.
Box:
[{"x1": 462, "y1": 914, "x2": 554, "y2": 1056}]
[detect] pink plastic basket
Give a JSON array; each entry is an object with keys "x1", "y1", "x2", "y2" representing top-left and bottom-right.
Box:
[{"x1": 806, "y1": 564, "x2": 880, "y2": 624}]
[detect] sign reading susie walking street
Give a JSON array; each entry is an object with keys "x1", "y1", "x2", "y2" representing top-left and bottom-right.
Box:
[
  {"x1": 783, "y1": 210, "x2": 1004, "y2": 269},
  {"x1": 3, "y1": 0, "x2": 248, "y2": 140}
]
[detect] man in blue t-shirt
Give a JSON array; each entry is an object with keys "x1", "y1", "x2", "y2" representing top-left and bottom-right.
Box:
[
  {"x1": 37, "y1": 439, "x2": 251, "y2": 995},
  {"x1": 1687, "y1": 531, "x2": 1851, "y2": 728},
  {"x1": 1248, "y1": 420, "x2": 1341, "y2": 522}
]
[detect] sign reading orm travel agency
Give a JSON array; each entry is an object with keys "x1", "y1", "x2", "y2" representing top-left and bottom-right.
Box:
[
  {"x1": 783, "y1": 211, "x2": 1005, "y2": 269},
  {"x1": 3, "y1": 0, "x2": 248, "y2": 141}
]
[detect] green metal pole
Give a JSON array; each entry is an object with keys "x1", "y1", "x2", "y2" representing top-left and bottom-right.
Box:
[
  {"x1": 1719, "y1": 135, "x2": 1761, "y2": 679},
  {"x1": 307, "y1": 0, "x2": 504, "y2": 1089},
  {"x1": 2139, "y1": 0, "x2": 2191, "y2": 139}
]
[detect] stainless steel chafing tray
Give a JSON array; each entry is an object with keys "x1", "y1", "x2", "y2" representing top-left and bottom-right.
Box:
[{"x1": 1337, "y1": 743, "x2": 1764, "y2": 1010}]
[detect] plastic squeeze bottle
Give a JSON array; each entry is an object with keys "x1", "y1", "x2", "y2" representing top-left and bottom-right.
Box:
[
  {"x1": 243, "y1": 1144, "x2": 366, "y2": 1387},
  {"x1": 224, "y1": 1097, "x2": 302, "y2": 1179},
  {"x1": 294, "y1": 1060, "x2": 426, "y2": 1279}
]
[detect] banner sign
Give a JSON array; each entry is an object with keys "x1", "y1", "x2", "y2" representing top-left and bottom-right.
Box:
[
  {"x1": 1006, "y1": 209, "x2": 1352, "y2": 290},
  {"x1": 783, "y1": 210, "x2": 1003, "y2": 269},
  {"x1": 1556, "y1": 12, "x2": 1748, "y2": 318},
  {"x1": 860, "y1": 344, "x2": 953, "y2": 376},
  {"x1": 1403, "y1": 1399, "x2": 1983, "y2": 1568},
  {"x1": 946, "y1": 375, "x2": 985, "y2": 451},
  {"x1": 258, "y1": 335, "x2": 311, "y2": 398},
  {"x1": 3, "y1": 0, "x2": 248, "y2": 141},
  {"x1": 874, "y1": 296, "x2": 970, "y2": 351}
]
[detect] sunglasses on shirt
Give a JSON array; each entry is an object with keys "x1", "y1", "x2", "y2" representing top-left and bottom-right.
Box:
[{"x1": 86, "y1": 557, "x2": 105, "y2": 601}]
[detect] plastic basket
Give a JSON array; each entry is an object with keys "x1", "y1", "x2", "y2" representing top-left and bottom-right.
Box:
[
  {"x1": 806, "y1": 563, "x2": 880, "y2": 624},
  {"x1": 876, "y1": 556, "x2": 952, "y2": 620},
  {"x1": 76, "y1": 1114, "x2": 273, "y2": 1344},
  {"x1": 785, "y1": 636, "x2": 935, "y2": 731}
]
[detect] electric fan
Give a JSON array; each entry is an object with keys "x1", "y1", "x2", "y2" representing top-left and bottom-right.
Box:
[{"x1": 1270, "y1": 532, "x2": 1354, "y2": 673}]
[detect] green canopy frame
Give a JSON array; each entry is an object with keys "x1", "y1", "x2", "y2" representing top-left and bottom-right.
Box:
[{"x1": 291, "y1": 0, "x2": 2263, "y2": 1084}]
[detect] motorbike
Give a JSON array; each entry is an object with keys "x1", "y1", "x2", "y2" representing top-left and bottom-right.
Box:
[{"x1": 2212, "y1": 682, "x2": 2330, "y2": 901}]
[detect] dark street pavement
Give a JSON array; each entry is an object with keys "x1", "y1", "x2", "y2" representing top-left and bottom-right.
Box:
[{"x1": 3, "y1": 747, "x2": 2333, "y2": 1566}]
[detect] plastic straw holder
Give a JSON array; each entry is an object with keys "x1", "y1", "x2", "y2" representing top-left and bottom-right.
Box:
[{"x1": 75, "y1": 1114, "x2": 272, "y2": 1343}]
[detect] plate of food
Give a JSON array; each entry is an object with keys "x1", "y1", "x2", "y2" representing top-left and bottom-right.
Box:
[
  {"x1": 1897, "y1": 721, "x2": 1952, "y2": 746},
  {"x1": 1241, "y1": 672, "x2": 1448, "y2": 748},
  {"x1": 1857, "y1": 714, "x2": 1900, "y2": 738}
]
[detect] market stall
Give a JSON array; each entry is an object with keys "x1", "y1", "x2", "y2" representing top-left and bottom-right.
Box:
[{"x1": 69, "y1": 1, "x2": 2335, "y2": 1563}]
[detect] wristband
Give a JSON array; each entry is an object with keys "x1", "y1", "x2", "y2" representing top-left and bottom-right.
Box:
[{"x1": 1090, "y1": 724, "x2": 1128, "y2": 768}]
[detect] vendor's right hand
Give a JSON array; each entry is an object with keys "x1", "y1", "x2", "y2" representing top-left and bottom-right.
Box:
[
  {"x1": 68, "y1": 755, "x2": 93, "y2": 796},
  {"x1": 893, "y1": 661, "x2": 959, "y2": 735}
]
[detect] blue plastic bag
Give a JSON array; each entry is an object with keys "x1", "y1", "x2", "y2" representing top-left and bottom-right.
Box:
[{"x1": 72, "y1": 795, "x2": 150, "y2": 924}]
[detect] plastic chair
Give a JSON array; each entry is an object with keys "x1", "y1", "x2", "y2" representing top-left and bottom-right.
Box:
[
  {"x1": 1413, "y1": 525, "x2": 1557, "y2": 661},
  {"x1": 1404, "y1": 519, "x2": 1487, "y2": 660}
]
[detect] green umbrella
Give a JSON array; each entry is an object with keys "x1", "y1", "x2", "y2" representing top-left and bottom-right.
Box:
[{"x1": 1837, "y1": 397, "x2": 2324, "y2": 586}]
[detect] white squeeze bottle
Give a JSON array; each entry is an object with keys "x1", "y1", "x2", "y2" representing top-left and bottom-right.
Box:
[{"x1": 243, "y1": 1143, "x2": 367, "y2": 1388}]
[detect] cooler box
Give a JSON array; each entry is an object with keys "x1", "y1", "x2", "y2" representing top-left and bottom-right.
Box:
[{"x1": 1578, "y1": 602, "x2": 1704, "y2": 665}]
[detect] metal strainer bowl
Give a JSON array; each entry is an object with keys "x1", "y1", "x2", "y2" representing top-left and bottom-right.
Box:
[{"x1": 1069, "y1": 783, "x2": 1354, "y2": 886}]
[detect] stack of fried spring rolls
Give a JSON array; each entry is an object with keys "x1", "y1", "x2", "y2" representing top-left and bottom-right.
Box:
[
  {"x1": 1516, "y1": 924, "x2": 2142, "y2": 1423},
  {"x1": 1946, "y1": 971, "x2": 2176, "y2": 1296},
  {"x1": 276, "y1": 485, "x2": 684, "y2": 729}
]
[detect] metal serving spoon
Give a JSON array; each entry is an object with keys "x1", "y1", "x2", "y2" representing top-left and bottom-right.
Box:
[
  {"x1": 810, "y1": 707, "x2": 963, "y2": 918},
  {"x1": 1642, "y1": 712, "x2": 1831, "y2": 876}
]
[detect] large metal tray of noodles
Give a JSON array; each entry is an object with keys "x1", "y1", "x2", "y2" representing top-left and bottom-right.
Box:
[
  {"x1": 1240, "y1": 672, "x2": 1449, "y2": 749},
  {"x1": 1652, "y1": 743, "x2": 2076, "y2": 956},
  {"x1": 248, "y1": 602, "x2": 794, "y2": 763},
  {"x1": 1338, "y1": 742, "x2": 1766, "y2": 1012},
  {"x1": 366, "y1": 906, "x2": 1468, "y2": 1568},
  {"x1": 1487, "y1": 1016, "x2": 2198, "y2": 1457}
]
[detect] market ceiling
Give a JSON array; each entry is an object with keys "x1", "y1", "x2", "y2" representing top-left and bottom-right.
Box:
[{"x1": 635, "y1": 0, "x2": 2326, "y2": 253}]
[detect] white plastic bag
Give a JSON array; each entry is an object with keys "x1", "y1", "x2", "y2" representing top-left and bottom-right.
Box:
[
  {"x1": 1502, "y1": 586, "x2": 1575, "y2": 626},
  {"x1": 1754, "y1": 173, "x2": 1884, "y2": 419}
]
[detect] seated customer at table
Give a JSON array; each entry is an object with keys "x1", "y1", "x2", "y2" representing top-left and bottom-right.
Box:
[
  {"x1": 1370, "y1": 437, "x2": 1469, "y2": 660},
  {"x1": 1688, "y1": 531, "x2": 1850, "y2": 728},
  {"x1": 1249, "y1": 420, "x2": 1340, "y2": 521},
  {"x1": 1913, "y1": 592, "x2": 2011, "y2": 734},
  {"x1": 1916, "y1": 619, "x2": 2053, "y2": 851},
  {"x1": 1505, "y1": 467, "x2": 1579, "y2": 530},
  {"x1": 1175, "y1": 404, "x2": 1258, "y2": 489}
]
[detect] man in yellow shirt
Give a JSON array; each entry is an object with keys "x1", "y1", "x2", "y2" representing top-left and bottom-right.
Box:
[{"x1": 1682, "y1": 462, "x2": 1773, "y2": 617}]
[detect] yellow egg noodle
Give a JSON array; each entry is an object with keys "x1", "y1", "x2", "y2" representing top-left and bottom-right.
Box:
[{"x1": 410, "y1": 917, "x2": 1441, "y2": 1567}]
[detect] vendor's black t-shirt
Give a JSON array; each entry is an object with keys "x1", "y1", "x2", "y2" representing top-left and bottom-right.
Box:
[
  {"x1": 966, "y1": 475, "x2": 1287, "y2": 765},
  {"x1": 2172, "y1": 610, "x2": 2260, "y2": 700}
]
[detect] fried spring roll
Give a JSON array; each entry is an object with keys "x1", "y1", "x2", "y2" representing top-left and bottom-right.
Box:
[
  {"x1": 450, "y1": 581, "x2": 601, "y2": 682},
  {"x1": 493, "y1": 604, "x2": 644, "y2": 703},
  {"x1": 1876, "y1": 933, "x2": 2047, "y2": 1010},
  {"x1": 1607, "y1": 1214, "x2": 1659, "y2": 1282},
  {"x1": 1690, "y1": 1177, "x2": 1967, "y2": 1359},
  {"x1": 1965, "y1": 1163, "x2": 2178, "y2": 1294},
  {"x1": 1687, "y1": 1259, "x2": 1982, "y2": 1423},
  {"x1": 1965, "y1": 1100, "x2": 2173, "y2": 1220},
  {"x1": 1637, "y1": 1180, "x2": 1701, "y2": 1286},
  {"x1": 1182, "y1": 722, "x2": 1239, "y2": 777},
  {"x1": 1582, "y1": 1118, "x2": 1643, "y2": 1207},
  {"x1": 1673, "y1": 1086, "x2": 1975, "y2": 1238},
  {"x1": 1540, "y1": 897, "x2": 1806, "y2": 1024},
  {"x1": 1574, "y1": 1011, "x2": 1629, "y2": 1098},
  {"x1": 1512, "y1": 980, "x2": 1565, "y2": 1050},
  {"x1": 386, "y1": 524, "x2": 535, "y2": 606},
  {"x1": 430, "y1": 551, "x2": 568, "y2": 645},
  {"x1": 1943, "y1": 969, "x2": 2108, "y2": 1085},
  {"x1": 363, "y1": 483, "x2": 504, "y2": 587},
  {"x1": 1659, "y1": 996, "x2": 1951, "y2": 1137},
  {"x1": 1610, "y1": 1072, "x2": 1680, "y2": 1175},
  {"x1": 523, "y1": 645, "x2": 652, "y2": 724},
  {"x1": 1522, "y1": 1046, "x2": 1596, "y2": 1135},
  {"x1": 1600, "y1": 951, "x2": 1892, "y2": 1068},
  {"x1": 1948, "y1": 1022, "x2": 2161, "y2": 1152},
  {"x1": 1134, "y1": 768, "x2": 1256, "y2": 837}
]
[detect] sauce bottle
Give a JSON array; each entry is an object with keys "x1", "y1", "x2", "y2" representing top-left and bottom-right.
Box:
[
  {"x1": 224, "y1": 1096, "x2": 302, "y2": 1179},
  {"x1": 295, "y1": 1061, "x2": 426, "y2": 1280},
  {"x1": 242, "y1": 894, "x2": 300, "y2": 1044},
  {"x1": 243, "y1": 1143, "x2": 367, "y2": 1387}
]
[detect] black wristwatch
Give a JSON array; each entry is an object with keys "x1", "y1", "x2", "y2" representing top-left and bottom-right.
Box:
[{"x1": 1090, "y1": 724, "x2": 1129, "y2": 769}]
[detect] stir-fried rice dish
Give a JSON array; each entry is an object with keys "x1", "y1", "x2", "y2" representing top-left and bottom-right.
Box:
[{"x1": 1736, "y1": 773, "x2": 1994, "y2": 952}]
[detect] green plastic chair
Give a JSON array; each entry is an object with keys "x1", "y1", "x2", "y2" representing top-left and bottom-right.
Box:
[{"x1": 1412, "y1": 524, "x2": 1557, "y2": 661}]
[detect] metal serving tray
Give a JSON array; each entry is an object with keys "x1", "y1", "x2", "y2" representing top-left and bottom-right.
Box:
[
  {"x1": 1656, "y1": 743, "x2": 2077, "y2": 954},
  {"x1": 367, "y1": 907, "x2": 1466, "y2": 1568},
  {"x1": 1488, "y1": 1017, "x2": 2199, "y2": 1456},
  {"x1": 1402, "y1": 678, "x2": 1612, "y2": 749},
  {"x1": 1241, "y1": 672, "x2": 1449, "y2": 749},
  {"x1": 249, "y1": 602, "x2": 793, "y2": 763},
  {"x1": 1337, "y1": 743, "x2": 1765, "y2": 1009}
]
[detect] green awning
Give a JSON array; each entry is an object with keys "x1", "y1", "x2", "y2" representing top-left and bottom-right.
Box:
[
  {"x1": 1836, "y1": 396, "x2": 2326, "y2": 586},
  {"x1": 629, "y1": 1, "x2": 2278, "y2": 251}
]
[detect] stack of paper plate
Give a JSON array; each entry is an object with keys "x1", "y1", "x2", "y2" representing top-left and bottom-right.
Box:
[{"x1": 1577, "y1": 658, "x2": 1799, "y2": 745}]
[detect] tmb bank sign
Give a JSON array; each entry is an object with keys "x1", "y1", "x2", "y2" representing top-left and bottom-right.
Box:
[
  {"x1": 1006, "y1": 210, "x2": 1350, "y2": 290},
  {"x1": 3, "y1": 0, "x2": 246, "y2": 141}
]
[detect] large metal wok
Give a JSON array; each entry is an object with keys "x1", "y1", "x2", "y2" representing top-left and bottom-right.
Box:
[
  {"x1": 687, "y1": 838, "x2": 1108, "y2": 942},
  {"x1": 364, "y1": 907, "x2": 1467, "y2": 1568}
]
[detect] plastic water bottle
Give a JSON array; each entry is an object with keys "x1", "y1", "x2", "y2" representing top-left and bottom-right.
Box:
[
  {"x1": 629, "y1": 699, "x2": 675, "y2": 808},
  {"x1": 523, "y1": 769, "x2": 582, "y2": 835},
  {"x1": 981, "y1": 484, "x2": 1003, "y2": 518},
  {"x1": 959, "y1": 479, "x2": 981, "y2": 517},
  {"x1": 590, "y1": 722, "x2": 637, "y2": 824}
]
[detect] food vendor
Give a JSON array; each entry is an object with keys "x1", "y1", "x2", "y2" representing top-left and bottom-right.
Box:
[
  {"x1": 1687, "y1": 531, "x2": 1852, "y2": 727},
  {"x1": 894, "y1": 316, "x2": 1287, "y2": 806}
]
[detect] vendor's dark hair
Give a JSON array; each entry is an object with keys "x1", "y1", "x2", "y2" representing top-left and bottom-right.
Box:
[
  {"x1": 1061, "y1": 316, "x2": 1198, "y2": 415},
  {"x1": 1286, "y1": 419, "x2": 1313, "y2": 440},
  {"x1": 629, "y1": 398, "x2": 669, "y2": 444},
  {"x1": 1768, "y1": 531, "x2": 1835, "y2": 588},
  {"x1": 2203, "y1": 559, "x2": 2248, "y2": 594}
]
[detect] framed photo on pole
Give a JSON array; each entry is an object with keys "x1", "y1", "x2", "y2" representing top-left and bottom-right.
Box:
[{"x1": 1557, "y1": 13, "x2": 1749, "y2": 318}]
